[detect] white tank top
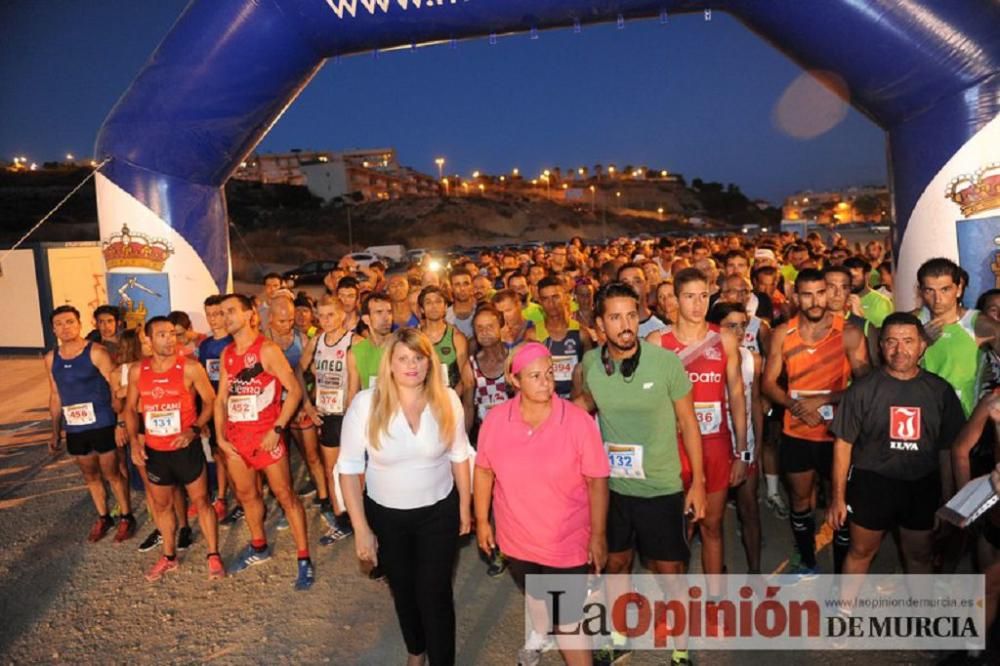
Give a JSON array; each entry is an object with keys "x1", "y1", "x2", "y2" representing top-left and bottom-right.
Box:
[
  {"x1": 742, "y1": 316, "x2": 762, "y2": 355},
  {"x1": 728, "y1": 346, "x2": 756, "y2": 456},
  {"x1": 312, "y1": 330, "x2": 353, "y2": 415}
]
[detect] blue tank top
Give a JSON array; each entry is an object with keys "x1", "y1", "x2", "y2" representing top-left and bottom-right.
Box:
[
  {"x1": 198, "y1": 334, "x2": 232, "y2": 389},
  {"x1": 51, "y1": 341, "x2": 116, "y2": 433},
  {"x1": 544, "y1": 329, "x2": 583, "y2": 398}
]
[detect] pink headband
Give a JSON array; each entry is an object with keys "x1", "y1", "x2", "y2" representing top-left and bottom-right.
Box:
[{"x1": 511, "y1": 342, "x2": 551, "y2": 375}]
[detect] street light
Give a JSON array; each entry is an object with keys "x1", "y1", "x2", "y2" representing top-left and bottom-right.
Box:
[
  {"x1": 657, "y1": 206, "x2": 665, "y2": 219},
  {"x1": 434, "y1": 157, "x2": 445, "y2": 180},
  {"x1": 472, "y1": 170, "x2": 480, "y2": 179},
  {"x1": 615, "y1": 191, "x2": 622, "y2": 208},
  {"x1": 66, "y1": 153, "x2": 74, "y2": 161},
  {"x1": 512, "y1": 168, "x2": 520, "y2": 176}
]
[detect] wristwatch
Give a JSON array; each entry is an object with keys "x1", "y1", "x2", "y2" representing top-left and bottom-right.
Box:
[
  {"x1": 273, "y1": 424, "x2": 284, "y2": 435},
  {"x1": 739, "y1": 450, "x2": 753, "y2": 464},
  {"x1": 190, "y1": 424, "x2": 202, "y2": 437}
]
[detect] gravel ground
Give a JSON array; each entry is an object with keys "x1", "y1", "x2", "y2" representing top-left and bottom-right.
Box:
[{"x1": 0, "y1": 357, "x2": 983, "y2": 665}]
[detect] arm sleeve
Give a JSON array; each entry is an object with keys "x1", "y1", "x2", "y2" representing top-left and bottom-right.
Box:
[
  {"x1": 338, "y1": 391, "x2": 369, "y2": 474},
  {"x1": 828, "y1": 381, "x2": 862, "y2": 444},
  {"x1": 447, "y1": 389, "x2": 471, "y2": 463},
  {"x1": 577, "y1": 407, "x2": 610, "y2": 478},
  {"x1": 664, "y1": 350, "x2": 692, "y2": 400}
]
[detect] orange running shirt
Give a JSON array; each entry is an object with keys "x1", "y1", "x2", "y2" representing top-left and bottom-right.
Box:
[{"x1": 782, "y1": 315, "x2": 851, "y2": 442}]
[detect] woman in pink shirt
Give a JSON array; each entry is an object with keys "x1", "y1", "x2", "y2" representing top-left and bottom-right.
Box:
[{"x1": 474, "y1": 342, "x2": 609, "y2": 666}]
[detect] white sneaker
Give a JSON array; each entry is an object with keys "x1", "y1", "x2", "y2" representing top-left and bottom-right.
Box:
[{"x1": 517, "y1": 630, "x2": 553, "y2": 666}]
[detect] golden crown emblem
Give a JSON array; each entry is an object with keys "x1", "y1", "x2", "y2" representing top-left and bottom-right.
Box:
[
  {"x1": 946, "y1": 162, "x2": 1000, "y2": 217},
  {"x1": 102, "y1": 224, "x2": 174, "y2": 271}
]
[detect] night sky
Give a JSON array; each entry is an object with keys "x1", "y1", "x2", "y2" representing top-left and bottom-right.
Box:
[{"x1": 0, "y1": 1, "x2": 887, "y2": 204}]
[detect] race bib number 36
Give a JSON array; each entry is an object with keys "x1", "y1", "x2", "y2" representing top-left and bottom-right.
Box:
[
  {"x1": 606, "y1": 443, "x2": 645, "y2": 479},
  {"x1": 145, "y1": 409, "x2": 181, "y2": 437},
  {"x1": 228, "y1": 395, "x2": 259, "y2": 423},
  {"x1": 63, "y1": 402, "x2": 96, "y2": 427},
  {"x1": 694, "y1": 401, "x2": 722, "y2": 435}
]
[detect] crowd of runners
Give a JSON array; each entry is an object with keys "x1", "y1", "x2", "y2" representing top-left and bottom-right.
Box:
[{"x1": 43, "y1": 230, "x2": 1000, "y2": 665}]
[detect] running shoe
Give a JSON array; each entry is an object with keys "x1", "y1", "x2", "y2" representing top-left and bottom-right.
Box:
[
  {"x1": 592, "y1": 644, "x2": 632, "y2": 665},
  {"x1": 229, "y1": 544, "x2": 271, "y2": 574},
  {"x1": 298, "y1": 481, "x2": 317, "y2": 498},
  {"x1": 177, "y1": 526, "x2": 193, "y2": 550},
  {"x1": 319, "y1": 522, "x2": 354, "y2": 546},
  {"x1": 487, "y1": 550, "x2": 507, "y2": 578},
  {"x1": 207, "y1": 553, "x2": 226, "y2": 580},
  {"x1": 145, "y1": 556, "x2": 179, "y2": 582},
  {"x1": 765, "y1": 493, "x2": 789, "y2": 519},
  {"x1": 221, "y1": 505, "x2": 244, "y2": 526},
  {"x1": 137, "y1": 529, "x2": 162, "y2": 553},
  {"x1": 213, "y1": 498, "x2": 227, "y2": 521},
  {"x1": 276, "y1": 512, "x2": 290, "y2": 531},
  {"x1": 113, "y1": 515, "x2": 136, "y2": 543},
  {"x1": 294, "y1": 559, "x2": 315, "y2": 591},
  {"x1": 87, "y1": 516, "x2": 115, "y2": 543},
  {"x1": 786, "y1": 562, "x2": 819, "y2": 582},
  {"x1": 517, "y1": 630, "x2": 552, "y2": 666},
  {"x1": 671, "y1": 649, "x2": 693, "y2": 665}
]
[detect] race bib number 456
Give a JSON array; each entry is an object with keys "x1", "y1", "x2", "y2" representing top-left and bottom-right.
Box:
[
  {"x1": 63, "y1": 402, "x2": 96, "y2": 427},
  {"x1": 606, "y1": 443, "x2": 645, "y2": 479}
]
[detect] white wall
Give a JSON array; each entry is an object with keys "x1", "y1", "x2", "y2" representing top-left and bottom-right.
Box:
[{"x1": 0, "y1": 249, "x2": 46, "y2": 348}]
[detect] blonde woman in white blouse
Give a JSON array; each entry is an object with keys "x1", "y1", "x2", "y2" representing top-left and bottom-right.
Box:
[{"x1": 340, "y1": 327, "x2": 472, "y2": 666}]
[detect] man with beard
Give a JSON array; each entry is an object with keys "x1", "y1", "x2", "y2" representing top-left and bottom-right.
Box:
[
  {"x1": 573, "y1": 282, "x2": 706, "y2": 665},
  {"x1": 828, "y1": 313, "x2": 963, "y2": 581},
  {"x1": 618, "y1": 263, "x2": 667, "y2": 338},
  {"x1": 843, "y1": 256, "x2": 893, "y2": 328},
  {"x1": 763, "y1": 269, "x2": 853, "y2": 576},
  {"x1": 472, "y1": 274, "x2": 494, "y2": 305}
]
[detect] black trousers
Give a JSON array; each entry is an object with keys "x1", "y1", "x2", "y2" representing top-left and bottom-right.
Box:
[{"x1": 365, "y1": 486, "x2": 459, "y2": 665}]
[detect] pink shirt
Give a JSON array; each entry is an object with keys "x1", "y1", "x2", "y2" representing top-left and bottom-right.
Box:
[{"x1": 476, "y1": 395, "x2": 610, "y2": 568}]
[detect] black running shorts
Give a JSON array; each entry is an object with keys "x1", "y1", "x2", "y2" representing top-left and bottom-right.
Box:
[
  {"x1": 780, "y1": 434, "x2": 833, "y2": 477},
  {"x1": 319, "y1": 414, "x2": 344, "y2": 448},
  {"x1": 66, "y1": 425, "x2": 117, "y2": 457},
  {"x1": 144, "y1": 443, "x2": 206, "y2": 487},
  {"x1": 846, "y1": 467, "x2": 939, "y2": 532},
  {"x1": 607, "y1": 490, "x2": 689, "y2": 563}
]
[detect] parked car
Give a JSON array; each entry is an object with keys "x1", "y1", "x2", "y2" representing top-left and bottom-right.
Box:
[
  {"x1": 340, "y1": 252, "x2": 383, "y2": 270},
  {"x1": 282, "y1": 260, "x2": 339, "y2": 286},
  {"x1": 406, "y1": 248, "x2": 430, "y2": 264}
]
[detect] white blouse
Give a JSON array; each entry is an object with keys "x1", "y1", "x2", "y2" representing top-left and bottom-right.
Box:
[{"x1": 340, "y1": 387, "x2": 470, "y2": 510}]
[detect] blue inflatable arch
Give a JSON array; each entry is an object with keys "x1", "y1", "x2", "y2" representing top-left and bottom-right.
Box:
[{"x1": 95, "y1": 0, "x2": 1000, "y2": 322}]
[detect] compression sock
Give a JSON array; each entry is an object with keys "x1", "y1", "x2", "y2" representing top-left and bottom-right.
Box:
[
  {"x1": 833, "y1": 525, "x2": 851, "y2": 574},
  {"x1": 790, "y1": 509, "x2": 817, "y2": 568}
]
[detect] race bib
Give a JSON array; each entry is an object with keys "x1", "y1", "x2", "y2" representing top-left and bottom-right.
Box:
[
  {"x1": 63, "y1": 402, "x2": 96, "y2": 427},
  {"x1": 606, "y1": 443, "x2": 645, "y2": 479},
  {"x1": 694, "y1": 401, "x2": 723, "y2": 435},
  {"x1": 552, "y1": 355, "x2": 577, "y2": 382},
  {"x1": 227, "y1": 394, "x2": 259, "y2": 423},
  {"x1": 316, "y1": 387, "x2": 345, "y2": 415},
  {"x1": 206, "y1": 359, "x2": 220, "y2": 382},
  {"x1": 145, "y1": 409, "x2": 181, "y2": 437},
  {"x1": 791, "y1": 390, "x2": 834, "y2": 421}
]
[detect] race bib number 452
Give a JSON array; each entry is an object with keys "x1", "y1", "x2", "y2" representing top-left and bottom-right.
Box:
[
  {"x1": 227, "y1": 395, "x2": 259, "y2": 423},
  {"x1": 606, "y1": 443, "x2": 645, "y2": 479}
]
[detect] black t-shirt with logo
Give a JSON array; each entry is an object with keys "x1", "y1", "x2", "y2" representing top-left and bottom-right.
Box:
[{"x1": 829, "y1": 368, "x2": 965, "y2": 481}]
